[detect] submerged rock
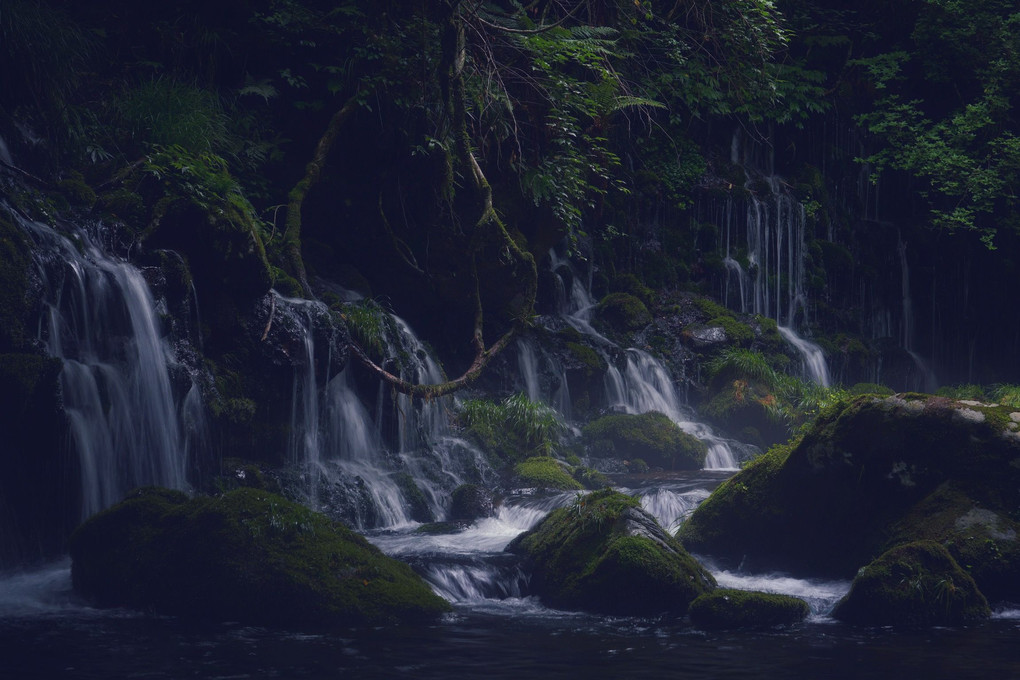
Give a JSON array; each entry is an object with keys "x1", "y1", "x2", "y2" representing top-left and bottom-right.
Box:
[
  {"x1": 507, "y1": 489, "x2": 715, "y2": 615},
  {"x1": 832, "y1": 541, "x2": 990, "y2": 626},
  {"x1": 679, "y1": 394, "x2": 1020, "y2": 601},
  {"x1": 69, "y1": 487, "x2": 450, "y2": 626},
  {"x1": 688, "y1": 589, "x2": 809, "y2": 629}
]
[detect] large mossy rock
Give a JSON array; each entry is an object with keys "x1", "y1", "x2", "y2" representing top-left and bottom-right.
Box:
[
  {"x1": 507, "y1": 489, "x2": 715, "y2": 615},
  {"x1": 832, "y1": 541, "x2": 990, "y2": 626},
  {"x1": 69, "y1": 487, "x2": 450, "y2": 626},
  {"x1": 512, "y1": 456, "x2": 583, "y2": 490},
  {"x1": 583, "y1": 411, "x2": 707, "y2": 470},
  {"x1": 595, "y1": 292, "x2": 652, "y2": 333},
  {"x1": 679, "y1": 394, "x2": 1020, "y2": 596},
  {"x1": 688, "y1": 589, "x2": 810, "y2": 629}
]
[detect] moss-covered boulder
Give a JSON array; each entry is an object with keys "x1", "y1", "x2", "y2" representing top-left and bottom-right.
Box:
[
  {"x1": 69, "y1": 487, "x2": 450, "y2": 626},
  {"x1": 595, "y1": 292, "x2": 652, "y2": 332},
  {"x1": 512, "y1": 457, "x2": 583, "y2": 490},
  {"x1": 883, "y1": 482, "x2": 1020, "y2": 601},
  {"x1": 832, "y1": 541, "x2": 990, "y2": 626},
  {"x1": 688, "y1": 589, "x2": 810, "y2": 629},
  {"x1": 583, "y1": 411, "x2": 707, "y2": 470},
  {"x1": 679, "y1": 394, "x2": 1020, "y2": 594},
  {"x1": 507, "y1": 489, "x2": 715, "y2": 615}
]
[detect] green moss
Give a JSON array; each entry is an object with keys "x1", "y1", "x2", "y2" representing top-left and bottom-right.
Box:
[
  {"x1": 626, "y1": 458, "x2": 649, "y2": 473},
  {"x1": 849, "y1": 382, "x2": 895, "y2": 396},
  {"x1": 681, "y1": 394, "x2": 1020, "y2": 579},
  {"x1": 565, "y1": 342, "x2": 606, "y2": 377},
  {"x1": 688, "y1": 589, "x2": 809, "y2": 629},
  {"x1": 885, "y1": 482, "x2": 1020, "y2": 601},
  {"x1": 936, "y1": 384, "x2": 988, "y2": 401},
  {"x1": 214, "y1": 458, "x2": 280, "y2": 494},
  {"x1": 99, "y1": 188, "x2": 146, "y2": 224},
  {"x1": 508, "y1": 489, "x2": 715, "y2": 615},
  {"x1": 513, "y1": 457, "x2": 583, "y2": 490},
  {"x1": 69, "y1": 487, "x2": 450, "y2": 625},
  {"x1": 693, "y1": 297, "x2": 732, "y2": 321},
  {"x1": 595, "y1": 292, "x2": 652, "y2": 332},
  {"x1": 582, "y1": 412, "x2": 707, "y2": 470},
  {"x1": 708, "y1": 315, "x2": 754, "y2": 346},
  {"x1": 394, "y1": 472, "x2": 433, "y2": 522},
  {"x1": 56, "y1": 171, "x2": 96, "y2": 207},
  {"x1": 609, "y1": 273, "x2": 654, "y2": 307},
  {"x1": 678, "y1": 440, "x2": 793, "y2": 550},
  {"x1": 832, "y1": 541, "x2": 990, "y2": 626},
  {"x1": 572, "y1": 465, "x2": 611, "y2": 490}
]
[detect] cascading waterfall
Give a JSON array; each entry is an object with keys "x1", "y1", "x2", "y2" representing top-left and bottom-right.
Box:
[
  {"x1": 722, "y1": 131, "x2": 831, "y2": 386},
  {"x1": 546, "y1": 251, "x2": 751, "y2": 469},
  {"x1": 284, "y1": 292, "x2": 493, "y2": 530},
  {"x1": 898, "y1": 234, "x2": 938, "y2": 391},
  {"x1": 606, "y1": 349, "x2": 751, "y2": 469},
  {"x1": 16, "y1": 209, "x2": 191, "y2": 518}
]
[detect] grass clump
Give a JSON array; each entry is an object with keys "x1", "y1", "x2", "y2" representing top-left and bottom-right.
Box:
[{"x1": 461, "y1": 393, "x2": 564, "y2": 465}]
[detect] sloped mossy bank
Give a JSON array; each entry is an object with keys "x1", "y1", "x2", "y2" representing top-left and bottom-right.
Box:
[
  {"x1": 679, "y1": 393, "x2": 1020, "y2": 613},
  {"x1": 507, "y1": 489, "x2": 715, "y2": 615},
  {"x1": 69, "y1": 487, "x2": 450, "y2": 626}
]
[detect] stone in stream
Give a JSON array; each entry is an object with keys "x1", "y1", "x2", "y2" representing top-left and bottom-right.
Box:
[{"x1": 507, "y1": 489, "x2": 715, "y2": 615}]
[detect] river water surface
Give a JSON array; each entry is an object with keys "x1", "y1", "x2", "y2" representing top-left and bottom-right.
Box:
[{"x1": 2, "y1": 471, "x2": 1018, "y2": 679}]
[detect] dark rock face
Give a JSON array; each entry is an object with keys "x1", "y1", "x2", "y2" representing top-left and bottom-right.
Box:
[
  {"x1": 449, "y1": 484, "x2": 495, "y2": 521},
  {"x1": 69, "y1": 487, "x2": 450, "y2": 626},
  {"x1": 679, "y1": 394, "x2": 1020, "y2": 600},
  {"x1": 507, "y1": 489, "x2": 715, "y2": 615},
  {"x1": 688, "y1": 589, "x2": 810, "y2": 629},
  {"x1": 832, "y1": 541, "x2": 990, "y2": 626}
]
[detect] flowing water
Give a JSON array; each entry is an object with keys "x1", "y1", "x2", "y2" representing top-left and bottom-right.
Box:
[
  {"x1": 3, "y1": 470, "x2": 1019, "y2": 680},
  {"x1": 16, "y1": 209, "x2": 192, "y2": 517}
]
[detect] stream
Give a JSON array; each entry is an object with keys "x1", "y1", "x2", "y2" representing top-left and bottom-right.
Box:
[{"x1": 3, "y1": 469, "x2": 1019, "y2": 679}]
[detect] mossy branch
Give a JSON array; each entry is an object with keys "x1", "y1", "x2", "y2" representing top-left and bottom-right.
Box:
[
  {"x1": 350, "y1": 327, "x2": 518, "y2": 398},
  {"x1": 284, "y1": 92, "x2": 363, "y2": 297}
]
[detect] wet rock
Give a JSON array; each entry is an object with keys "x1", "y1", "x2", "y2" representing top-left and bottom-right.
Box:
[
  {"x1": 689, "y1": 589, "x2": 809, "y2": 629},
  {"x1": 583, "y1": 411, "x2": 707, "y2": 470},
  {"x1": 69, "y1": 487, "x2": 450, "y2": 626},
  {"x1": 507, "y1": 489, "x2": 715, "y2": 615},
  {"x1": 832, "y1": 541, "x2": 990, "y2": 626},
  {"x1": 450, "y1": 484, "x2": 495, "y2": 521},
  {"x1": 679, "y1": 394, "x2": 1020, "y2": 600}
]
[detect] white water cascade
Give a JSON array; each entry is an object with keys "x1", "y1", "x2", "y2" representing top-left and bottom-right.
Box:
[
  {"x1": 721, "y1": 132, "x2": 831, "y2": 386},
  {"x1": 898, "y1": 234, "x2": 938, "y2": 391},
  {"x1": 283, "y1": 293, "x2": 494, "y2": 529},
  {"x1": 545, "y1": 251, "x2": 752, "y2": 469},
  {"x1": 16, "y1": 209, "x2": 191, "y2": 518}
]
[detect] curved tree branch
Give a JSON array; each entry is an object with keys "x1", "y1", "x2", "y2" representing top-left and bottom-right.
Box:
[{"x1": 284, "y1": 91, "x2": 364, "y2": 297}]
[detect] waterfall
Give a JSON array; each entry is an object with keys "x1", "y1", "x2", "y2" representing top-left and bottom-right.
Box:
[
  {"x1": 545, "y1": 251, "x2": 752, "y2": 469},
  {"x1": 778, "y1": 326, "x2": 832, "y2": 387},
  {"x1": 607, "y1": 349, "x2": 749, "y2": 470},
  {"x1": 898, "y1": 234, "x2": 938, "y2": 391},
  {"x1": 284, "y1": 292, "x2": 493, "y2": 530},
  {"x1": 17, "y1": 210, "x2": 191, "y2": 518},
  {"x1": 516, "y1": 338, "x2": 541, "y2": 402},
  {"x1": 722, "y1": 130, "x2": 831, "y2": 386},
  {"x1": 0, "y1": 134, "x2": 13, "y2": 167}
]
